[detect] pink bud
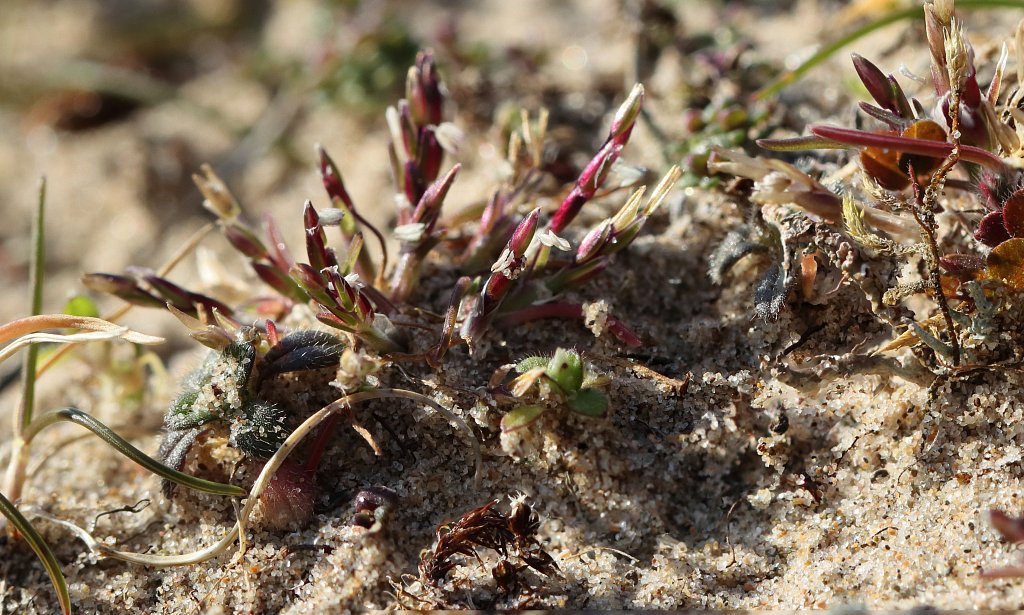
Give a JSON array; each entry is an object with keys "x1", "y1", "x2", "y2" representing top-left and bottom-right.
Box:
[
  {"x1": 510, "y1": 208, "x2": 540, "y2": 256},
  {"x1": 576, "y1": 222, "x2": 611, "y2": 263},
  {"x1": 976, "y1": 209, "x2": 1011, "y2": 247},
  {"x1": 852, "y1": 53, "x2": 900, "y2": 114},
  {"x1": 223, "y1": 224, "x2": 268, "y2": 259},
  {"x1": 416, "y1": 128, "x2": 443, "y2": 185},
  {"x1": 412, "y1": 164, "x2": 460, "y2": 230},
  {"x1": 317, "y1": 145, "x2": 355, "y2": 210}
]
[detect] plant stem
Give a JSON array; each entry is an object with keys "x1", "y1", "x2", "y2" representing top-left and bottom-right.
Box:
[
  {"x1": 22, "y1": 178, "x2": 45, "y2": 430},
  {"x1": 5, "y1": 178, "x2": 47, "y2": 510},
  {"x1": 49, "y1": 389, "x2": 480, "y2": 568},
  {"x1": 497, "y1": 302, "x2": 642, "y2": 347},
  {"x1": 917, "y1": 82, "x2": 966, "y2": 367}
]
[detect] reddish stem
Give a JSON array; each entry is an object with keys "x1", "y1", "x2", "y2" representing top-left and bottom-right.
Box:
[
  {"x1": 303, "y1": 414, "x2": 341, "y2": 472},
  {"x1": 497, "y1": 302, "x2": 642, "y2": 347},
  {"x1": 809, "y1": 125, "x2": 1005, "y2": 169}
]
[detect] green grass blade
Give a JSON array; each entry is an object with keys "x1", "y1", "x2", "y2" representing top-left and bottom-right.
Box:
[
  {"x1": 756, "y1": 134, "x2": 850, "y2": 152},
  {"x1": 755, "y1": 0, "x2": 1024, "y2": 100},
  {"x1": 0, "y1": 490, "x2": 71, "y2": 615},
  {"x1": 24, "y1": 408, "x2": 246, "y2": 497},
  {"x1": 20, "y1": 177, "x2": 47, "y2": 432}
]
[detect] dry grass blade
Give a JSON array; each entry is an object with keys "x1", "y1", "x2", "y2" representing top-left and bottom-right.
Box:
[
  {"x1": 0, "y1": 328, "x2": 163, "y2": 365},
  {"x1": 0, "y1": 314, "x2": 163, "y2": 349},
  {"x1": 0, "y1": 491, "x2": 71, "y2": 614}
]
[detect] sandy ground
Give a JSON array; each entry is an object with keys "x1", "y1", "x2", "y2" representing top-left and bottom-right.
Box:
[{"x1": 3, "y1": 0, "x2": 1024, "y2": 611}]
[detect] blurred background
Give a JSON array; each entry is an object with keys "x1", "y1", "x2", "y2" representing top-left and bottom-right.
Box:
[{"x1": 0, "y1": 0, "x2": 887, "y2": 337}]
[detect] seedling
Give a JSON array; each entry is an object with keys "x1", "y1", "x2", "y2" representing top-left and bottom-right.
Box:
[{"x1": 498, "y1": 348, "x2": 610, "y2": 432}]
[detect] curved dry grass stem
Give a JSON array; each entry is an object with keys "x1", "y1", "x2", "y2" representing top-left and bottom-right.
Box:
[
  {"x1": 2, "y1": 317, "x2": 164, "y2": 507},
  {"x1": 0, "y1": 329, "x2": 162, "y2": 365},
  {"x1": 0, "y1": 315, "x2": 163, "y2": 349},
  {"x1": 35, "y1": 389, "x2": 481, "y2": 567}
]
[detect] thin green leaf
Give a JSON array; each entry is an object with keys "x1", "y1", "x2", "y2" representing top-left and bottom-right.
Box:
[
  {"x1": 23, "y1": 408, "x2": 245, "y2": 497},
  {"x1": 756, "y1": 134, "x2": 851, "y2": 152},
  {"x1": 21, "y1": 177, "x2": 47, "y2": 431},
  {"x1": 0, "y1": 490, "x2": 71, "y2": 615},
  {"x1": 47, "y1": 389, "x2": 479, "y2": 568}
]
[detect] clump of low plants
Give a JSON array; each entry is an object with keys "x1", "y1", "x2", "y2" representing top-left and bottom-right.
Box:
[
  {"x1": 74, "y1": 49, "x2": 680, "y2": 514},
  {"x1": 1, "y1": 48, "x2": 686, "y2": 614},
  {"x1": 714, "y1": 0, "x2": 1024, "y2": 368}
]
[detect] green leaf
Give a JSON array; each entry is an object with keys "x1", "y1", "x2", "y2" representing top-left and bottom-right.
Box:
[
  {"x1": 546, "y1": 348, "x2": 583, "y2": 394},
  {"x1": 501, "y1": 405, "x2": 547, "y2": 432},
  {"x1": 62, "y1": 295, "x2": 100, "y2": 319},
  {"x1": 0, "y1": 491, "x2": 72, "y2": 615},
  {"x1": 21, "y1": 178, "x2": 47, "y2": 431},
  {"x1": 567, "y1": 388, "x2": 608, "y2": 417},
  {"x1": 24, "y1": 407, "x2": 246, "y2": 497},
  {"x1": 515, "y1": 355, "x2": 548, "y2": 373}
]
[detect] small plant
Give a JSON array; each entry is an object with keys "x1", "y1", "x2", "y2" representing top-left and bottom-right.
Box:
[
  {"x1": 157, "y1": 328, "x2": 343, "y2": 496},
  {"x1": 496, "y1": 348, "x2": 610, "y2": 432},
  {"x1": 4, "y1": 39, "x2": 688, "y2": 609},
  {"x1": 6, "y1": 48, "x2": 683, "y2": 613},
  {"x1": 0, "y1": 183, "x2": 246, "y2": 615},
  {"x1": 85, "y1": 52, "x2": 680, "y2": 361},
  {"x1": 715, "y1": 0, "x2": 1024, "y2": 366},
  {"x1": 71, "y1": 51, "x2": 679, "y2": 531}
]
